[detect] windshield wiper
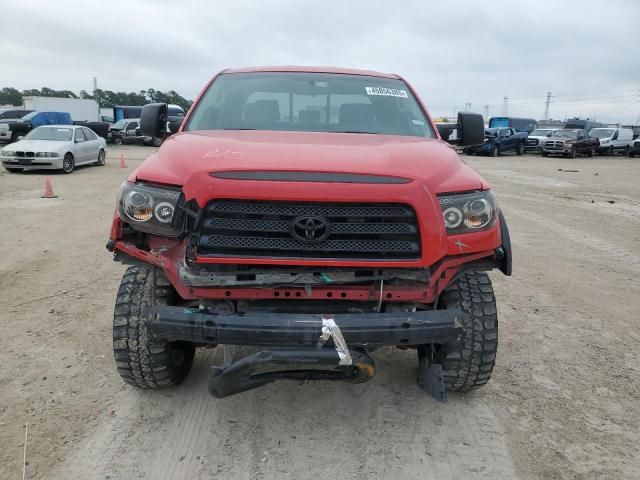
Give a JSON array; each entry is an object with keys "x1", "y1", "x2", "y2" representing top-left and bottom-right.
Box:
[{"x1": 331, "y1": 130, "x2": 379, "y2": 135}]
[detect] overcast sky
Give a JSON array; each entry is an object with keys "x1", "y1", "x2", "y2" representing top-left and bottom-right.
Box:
[{"x1": 1, "y1": 0, "x2": 639, "y2": 123}]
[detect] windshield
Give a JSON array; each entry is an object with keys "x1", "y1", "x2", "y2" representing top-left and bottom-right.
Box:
[
  {"x1": 186, "y1": 72, "x2": 434, "y2": 137},
  {"x1": 552, "y1": 130, "x2": 578, "y2": 139},
  {"x1": 531, "y1": 129, "x2": 553, "y2": 136},
  {"x1": 112, "y1": 120, "x2": 127, "y2": 129},
  {"x1": 24, "y1": 127, "x2": 73, "y2": 141},
  {"x1": 588, "y1": 129, "x2": 615, "y2": 139}
]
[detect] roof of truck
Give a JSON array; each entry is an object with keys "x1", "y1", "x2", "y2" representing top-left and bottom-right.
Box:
[{"x1": 223, "y1": 65, "x2": 400, "y2": 79}]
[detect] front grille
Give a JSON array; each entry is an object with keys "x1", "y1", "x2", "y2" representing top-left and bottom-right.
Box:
[
  {"x1": 16, "y1": 151, "x2": 25, "y2": 157},
  {"x1": 545, "y1": 140, "x2": 564, "y2": 149},
  {"x1": 527, "y1": 138, "x2": 539, "y2": 146},
  {"x1": 197, "y1": 200, "x2": 421, "y2": 260}
]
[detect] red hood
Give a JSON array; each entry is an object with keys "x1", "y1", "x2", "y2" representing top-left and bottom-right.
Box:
[{"x1": 133, "y1": 130, "x2": 486, "y2": 195}]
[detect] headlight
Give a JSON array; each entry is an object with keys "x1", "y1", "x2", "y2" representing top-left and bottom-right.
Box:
[
  {"x1": 438, "y1": 191, "x2": 498, "y2": 234},
  {"x1": 117, "y1": 181, "x2": 182, "y2": 236},
  {"x1": 1, "y1": 151, "x2": 15, "y2": 157},
  {"x1": 36, "y1": 152, "x2": 59, "y2": 158},
  {"x1": 600, "y1": 139, "x2": 609, "y2": 144}
]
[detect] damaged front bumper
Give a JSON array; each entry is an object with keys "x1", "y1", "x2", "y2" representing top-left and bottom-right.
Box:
[{"x1": 151, "y1": 306, "x2": 464, "y2": 399}]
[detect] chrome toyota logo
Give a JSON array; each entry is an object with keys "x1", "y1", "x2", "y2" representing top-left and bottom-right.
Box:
[{"x1": 290, "y1": 216, "x2": 331, "y2": 243}]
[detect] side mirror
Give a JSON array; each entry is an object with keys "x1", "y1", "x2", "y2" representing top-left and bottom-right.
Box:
[
  {"x1": 140, "y1": 103, "x2": 168, "y2": 138},
  {"x1": 167, "y1": 118, "x2": 184, "y2": 134},
  {"x1": 457, "y1": 112, "x2": 485, "y2": 146}
]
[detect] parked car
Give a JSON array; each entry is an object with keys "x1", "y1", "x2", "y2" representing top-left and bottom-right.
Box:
[
  {"x1": 465, "y1": 127, "x2": 527, "y2": 156},
  {"x1": 541, "y1": 129, "x2": 598, "y2": 157},
  {"x1": 106, "y1": 66, "x2": 512, "y2": 403},
  {"x1": 525, "y1": 128, "x2": 558, "y2": 152},
  {"x1": 0, "y1": 111, "x2": 72, "y2": 143},
  {"x1": 589, "y1": 127, "x2": 634, "y2": 155},
  {"x1": 109, "y1": 118, "x2": 141, "y2": 145},
  {"x1": 1, "y1": 125, "x2": 106, "y2": 173},
  {"x1": 627, "y1": 138, "x2": 640, "y2": 157},
  {"x1": 489, "y1": 117, "x2": 537, "y2": 133}
]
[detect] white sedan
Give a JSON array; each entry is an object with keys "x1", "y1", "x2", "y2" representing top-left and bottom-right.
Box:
[{"x1": 1, "y1": 125, "x2": 107, "y2": 174}]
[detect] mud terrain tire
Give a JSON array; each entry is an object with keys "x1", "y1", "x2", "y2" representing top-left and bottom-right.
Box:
[
  {"x1": 113, "y1": 265, "x2": 195, "y2": 388},
  {"x1": 440, "y1": 271, "x2": 498, "y2": 391}
]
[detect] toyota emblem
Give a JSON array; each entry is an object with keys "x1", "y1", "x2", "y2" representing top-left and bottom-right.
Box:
[{"x1": 290, "y1": 216, "x2": 331, "y2": 243}]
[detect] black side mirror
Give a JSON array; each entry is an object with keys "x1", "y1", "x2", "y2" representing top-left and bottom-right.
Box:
[
  {"x1": 168, "y1": 118, "x2": 184, "y2": 134},
  {"x1": 457, "y1": 112, "x2": 485, "y2": 146},
  {"x1": 140, "y1": 103, "x2": 168, "y2": 138}
]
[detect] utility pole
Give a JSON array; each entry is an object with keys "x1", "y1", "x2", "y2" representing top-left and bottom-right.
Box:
[
  {"x1": 501, "y1": 96, "x2": 509, "y2": 116},
  {"x1": 93, "y1": 77, "x2": 99, "y2": 106},
  {"x1": 464, "y1": 102, "x2": 471, "y2": 112},
  {"x1": 543, "y1": 91, "x2": 552, "y2": 121},
  {"x1": 483, "y1": 104, "x2": 489, "y2": 120}
]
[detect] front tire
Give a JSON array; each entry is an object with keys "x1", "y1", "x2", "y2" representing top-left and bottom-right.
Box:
[
  {"x1": 516, "y1": 143, "x2": 524, "y2": 155},
  {"x1": 439, "y1": 271, "x2": 498, "y2": 392},
  {"x1": 113, "y1": 265, "x2": 195, "y2": 389},
  {"x1": 568, "y1": 148, "x2": 576, "y2": 159},
  {"x1": 62, "y1": 153, "x2": 74, "y2": 174}
]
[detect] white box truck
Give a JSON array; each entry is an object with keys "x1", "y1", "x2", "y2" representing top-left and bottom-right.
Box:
[{"x1": 22, "y1": 96, "x2": 100, "y2": 122}]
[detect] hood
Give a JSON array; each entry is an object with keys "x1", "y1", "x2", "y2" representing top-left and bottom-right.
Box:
[
  {"x1": 133, "y1": 130, "x2": 486, "y2": 194},
  {"x1": 6, "y1": 139, "x2": 71, "y2": 152}
]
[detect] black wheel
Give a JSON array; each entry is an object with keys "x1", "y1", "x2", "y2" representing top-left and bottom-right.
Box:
[
  {"x1": 96, "y1": 149, "x2": 106, "y2": 166},
  {"x1": 438, "y1": 271, "x2": 498, "y2": 391},
  {"x1": 113, "y1": 265, "x2": 195, "y2": 389},
  {"x1": 516, "y1": 143, "x2": 524, "y2": 155},
  {"x1": 62, "y1": 153, "x2": 74, "y2": 174}
]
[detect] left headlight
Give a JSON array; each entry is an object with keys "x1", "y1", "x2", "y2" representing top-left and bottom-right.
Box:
[
  {"x1": 438, "y1": 191, "x2": 498, "y2": 235},
  {"x1": 117, "y1": 181, "x2": 183, "y2": 236},
  {"x1": 1, "y1": 150, "x2": 15, "y2": 157}
]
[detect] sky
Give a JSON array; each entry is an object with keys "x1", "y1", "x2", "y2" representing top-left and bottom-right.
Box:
[{"x1": 1, "y1": 0, "x2": 639, "y2": 124}]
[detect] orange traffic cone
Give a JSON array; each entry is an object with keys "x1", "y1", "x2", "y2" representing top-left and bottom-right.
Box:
[
  {"x1": 120, "y1": 152, "x2": 127, "y2": 168},
  {"x1": 41, "y1": 176, "x2": 57, "y2": 198}
]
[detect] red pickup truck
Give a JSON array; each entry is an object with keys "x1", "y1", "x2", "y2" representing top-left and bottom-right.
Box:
[{"x1": 107, "y1": 66, "x2": 511, "y2": 402}]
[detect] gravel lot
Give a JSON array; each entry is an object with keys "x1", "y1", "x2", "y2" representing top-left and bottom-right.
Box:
[{"x1": 0, "y1": 145, "x2": 639, "y2": 479}]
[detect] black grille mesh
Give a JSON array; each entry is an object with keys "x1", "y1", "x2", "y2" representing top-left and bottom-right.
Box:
[{"x1": 197, "y1": 200, "x2": 421, "y2": 260}]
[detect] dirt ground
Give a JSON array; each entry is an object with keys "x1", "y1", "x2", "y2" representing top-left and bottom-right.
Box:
[{"x1": 1, "y1": 145, "x2": 639, "y2": 479}]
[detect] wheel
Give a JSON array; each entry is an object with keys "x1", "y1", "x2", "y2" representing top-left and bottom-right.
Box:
[
  {"x1": 62, "y1": 153, "x2": 74, "y2": 174},
  {"x1": 113, "y1": 265, "x2": 195, "y2": 389},
  {"x1": 491, "y1": 147, "x2": 499, "y2": 157},
  {"x1": 516, "y1": 143, "x2": 524, "y2": 155},
  {"x1": 152, "y1": 137, "x2": 163, "y2": 147},
  {"x1": 542, "y1": 151, "x2": 548, "y2": 157},
  {"x1": 608, "y1": 146, "x2": 614, "y2": 156},
  {"x1": 437, "y1": 271, "x2": 498, "y2": 391},
  {"x1": 95, "y1": 149, "x2": 106, "y2": 166},
  {"x1": 569, "y1": 148, "x2": 576, "y2": 159},
  {"x1": 114, "y1": 136, "x2": 123, "y2": 146}
]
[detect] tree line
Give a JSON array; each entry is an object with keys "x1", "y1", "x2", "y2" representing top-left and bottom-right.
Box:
[{"x1": 0, "y1": 87, "x2": 193, "y2": 111}]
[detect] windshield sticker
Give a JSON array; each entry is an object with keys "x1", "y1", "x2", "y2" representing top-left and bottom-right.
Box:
[
  {"x1": 411, "y1": 119, "x2": 425, "y2": 126},
  {"x1": 365, "y1": 87, "x2": 408, "y2": 98}
]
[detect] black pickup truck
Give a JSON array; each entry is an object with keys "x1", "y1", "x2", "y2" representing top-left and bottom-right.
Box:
[
  {"x1": 464, "y1": 127, "x2": 527, "y2": 156},
  {"x1": 541, "y1": 129, "x2": 599, "y2": 157}
]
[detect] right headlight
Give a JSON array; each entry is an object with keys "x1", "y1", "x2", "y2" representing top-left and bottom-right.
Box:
[
  {"x1": 117, "y1": 181, "x2": 183, "y2": 236},
  {"x1": 438, "y1": 191, "x2": 498, "y2": 234}
]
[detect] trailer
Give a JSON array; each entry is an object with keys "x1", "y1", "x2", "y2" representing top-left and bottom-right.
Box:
[{"x1": 22, "y1": 97, "x2": 100, "y2": 122}]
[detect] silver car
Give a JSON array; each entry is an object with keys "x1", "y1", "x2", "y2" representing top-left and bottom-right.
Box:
[{"x1": 1, "y1": 125, "x2": 107, "y2": 174}]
